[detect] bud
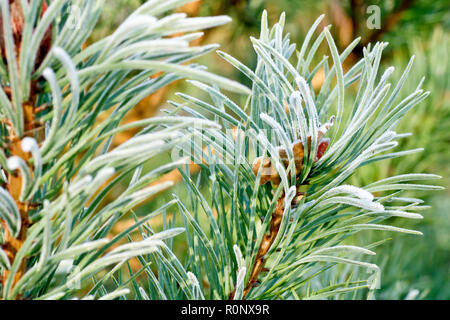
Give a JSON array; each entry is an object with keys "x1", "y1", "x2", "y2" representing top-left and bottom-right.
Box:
[{"x1": 252, "y1": 116, "x2": 334, "y2": 185}]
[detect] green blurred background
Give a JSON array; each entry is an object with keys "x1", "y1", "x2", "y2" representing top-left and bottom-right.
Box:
[{"x1": 92, "y1": 0, "x2": 449, "y2": 299}]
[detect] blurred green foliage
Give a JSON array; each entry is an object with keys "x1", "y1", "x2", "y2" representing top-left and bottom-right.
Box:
[{"x1": 351, "y1": 27, "x2": 450, "y2": 299}]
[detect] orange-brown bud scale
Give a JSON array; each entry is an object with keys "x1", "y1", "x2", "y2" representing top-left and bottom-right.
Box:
[
  {"x1": 0, "y1": 0, "x2": 51, "y2": 297},
  {"x1": 252, "y1": 135, "x2": 330, "y2": 185},
  {"x1": 251, "y1": 115, "x2": 334, "y2": 186}
]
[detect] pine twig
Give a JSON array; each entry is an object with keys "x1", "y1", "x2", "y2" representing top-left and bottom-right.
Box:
[{"x1": 229, "y1": 191, "x2": 304, "y2": 299}]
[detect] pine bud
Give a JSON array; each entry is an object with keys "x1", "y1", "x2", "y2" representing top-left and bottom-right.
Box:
[
  {"x1": 316, "y1": 138, "x2": 330, "y2": 161},
  {"x1": 252, "y1": 116, "x2": 334, "y2": 185}
]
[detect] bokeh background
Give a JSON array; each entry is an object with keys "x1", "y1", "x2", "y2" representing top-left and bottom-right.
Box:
[{"x1": 91, "y1": 0, "x2": 449, "y2": 299}]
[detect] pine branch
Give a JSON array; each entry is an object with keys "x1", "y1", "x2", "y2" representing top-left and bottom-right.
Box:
[
  {"x1": 0, "y1": 0, "x2": 247, "y2": 300},
  {"x1": 166, "y1": 10, "x2": 441, "y2": 300}
]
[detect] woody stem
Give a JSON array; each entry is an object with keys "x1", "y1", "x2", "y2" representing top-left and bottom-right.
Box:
[{"x1": 1, "y1": 94, "x2": 38, "y2": 298}]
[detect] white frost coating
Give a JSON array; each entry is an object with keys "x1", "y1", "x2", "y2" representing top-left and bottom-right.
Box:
[
  {"x1": 237, "y1": 267, "x2": 246, "y2": 283},
  {"x1": 390, "y1": 197, "x2": 424, "y2": 204},
  {"x1": 275, "y1": 161, "x2": 289, "y2": 192},
  {"x1": 40, "y1": 65, "x2": 65, "y2": 157},
  {"x1": 99, "y1": 289, "x2": 131, "y2": 301},
  {"x1": 170, "y1": 16, "x2": 232, "y2": 32},
  {"x1": 5, "y1": 156, "x2": 30, "y2": 200},
  {"x1": 317, "y1": 193, "x2": 385, "y2": 213},
  {"x1": 286, "y1": 186, "x2": 297, "y2": 203},
  {"x1": 289, "y1": 90, "x2": 302, "y2": 106},
  {"x1": 0, "y1": 248, "x2": 11, "y2": 269},
  {"x1": 113, "y1": 15, "x2": 157, "y2": 40},
  {"x1": 85, "y1": 168, "x2": 116, "y2": 194},
  {"x1": 312, "y1": 245, "x2": 376, "y2": 256},
  {"x1": 53, "y1": 47, "x2": 78, "y2": 84},
  {"x1": 371, "y1": 202, "x2": 385, "y2": 211},
  {"x1": 106, "y1": 247, "x2": 162, "y2": 261},
  {"x1": 131, "y1": 0, "x2": 158, "y2": 16},
  {"x1": 178, "y1": 31, "x2": 204, "y2": 42},
  {"x1": 148, "y1": 227, "x2": 185, "y2": 241},
  {"x1": 382, "y1": 210, "x2": 423, "y2": 219},
  {"x1": 94, "y1": 167, "x2": 115, "y2": 185},
  {"x1": 0, "y1": 170, "x2": 6, "y2": 182},
  {"x1": 52, "y1": 47, "x2": 79, "y2": 123},
  {"x1": 256, "y1": 132, "x2": 269, "y2": 148},
  {"x1": 233, "y1": 245, "x2": 244, "y2": 270},
  {"x1": 109, "y1": 239, "x2": 164, "y2": 255},
  {"x1": 121, "y1": 14, "x2": 157, "y2": 30},
  {"x1": 7, "y1": 156, "x2": 22, "y2": 171},
  {"x1": 187, "y1": 272, "x2": 200, "y2": 287},
  {"x1": 405, "y1": 289, "x2": 420, "y2": 300},
  {"x1": 379, "y1": 66, "x2": 395, "y2": 84},
  {"x1": 260, "y1": 113, "x2": 281, "y2": 130},
  {"x1": 21, "y1": 137, "x2": 38, "y2": 152},
  {"x1": 118, "y1": 131, "x2": 179, "y2": 149},
  {"x1": 117, "y1": 139, "x2": 166, "y2": 153},
  {"x1": 378, "y1": 130, "x2": 397, "y2": 144},
  {"x1": 386, "y1": 66, "x2": 395, "y2": 73},
  {"x1": 295, "y1": 76, "x2": 307, "y2": 91},
  {"x1": 52, "y1": 46, "x2": 68, "y2": 59},
  {"x1": 329, "y1": 185, "x2": 374, "y2": 201},
  {"x1": 107, "y1": 39, "x2": 189, "y2": 62},
  {"x1": 295, "y1": 76, "x2": 315, "y2": 106},
  {"x1": 42, "y1": 68, "x2": 54, "y2": 81},
  {"x1": 234, "y1": 266, "x2": 247, "y2": 299},
  {"x1": 55, "y1": 259, "x2": 74, "y2": 275},
  {"x1": 98, "y1": 167, "x2": 115, "y2": 177},
  {"x1": 395, "y1": 132, "x2": 412, "y2": 139}
]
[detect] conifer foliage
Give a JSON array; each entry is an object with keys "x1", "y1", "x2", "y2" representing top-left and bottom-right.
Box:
[
  {"x1": 168, "y1": 11, "x2": 442, "y2": 299},
  {"x1": 0, "y1": 0, "x2": 247, "y2": 300},
  {"x1": 0, "y1": 0, "x2": 441, "y2": 300}
]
